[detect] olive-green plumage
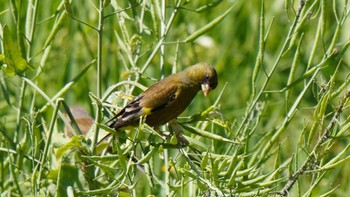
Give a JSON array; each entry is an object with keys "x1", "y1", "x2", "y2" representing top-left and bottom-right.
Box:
[{"x1": 108, "y1": 62, "x2": 218, "y2": 132}]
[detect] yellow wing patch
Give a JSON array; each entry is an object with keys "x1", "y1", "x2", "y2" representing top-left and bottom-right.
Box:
[{"x1": 142, "y1": 107, "x2": 152, "y2": 115}]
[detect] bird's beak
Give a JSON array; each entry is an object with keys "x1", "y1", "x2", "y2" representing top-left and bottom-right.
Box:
[{"x1": 201, "y1": 83, "x2": 211, "y2": 97}]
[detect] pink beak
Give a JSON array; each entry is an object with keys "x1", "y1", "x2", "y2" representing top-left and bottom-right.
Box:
[{"x1": 201, "y1": 84, "x2": 211, "y2": 97}]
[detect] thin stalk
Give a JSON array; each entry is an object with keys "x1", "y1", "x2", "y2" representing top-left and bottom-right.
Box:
[
  {"x1": 164, "y1": 147, "x2": 169, "y2": 195},
  {"x1": 8, "y1": 151, "x2": 23, "y2": 196},
  {"x1": 141, "y1": 0, "x2": 182, "y2": 73},
  {"x1": 257, "y1": 66, "x2": 321, "y2": 166},
  {"x1": 97, "y1": 1, "x2": 104, "y2": 99},
  {"x1": 306, "y1": 1, "x2": 324, "y2": 70},
  {"x1": 21, "y1": 76, "x2": 75, "y2": 132},
  {"x1": 91, "y1": 0, "x2": 104, "y2": 154},
  {"x1": 160, "y1": 0, "x2": 166, "y2": 77},
  {"x1": 238, "y1": 0, "x2": 306, "y2": 136},
  {"x1": 15, "y1": 80, "x2": 26, "y2": 144},
  {"x1": 37, "y1": 98, "x2": 63, "y2": 184},
  {"x1": 16, "y1": 0, "x2": 26, "y2": 57},
  {"x1": 286, "y1": 33, "x2": 304, "y2": 101},
  {"x1": 30, "y1": 2, "x2": 66, "y2": 117},
  {"x1": 25, "y1": 0, "x2": 39, "y2": 59},
  {"x1": 38, "y1": 59, "x2": 95, "y2": 113},
  {"x1": 251, "y1": 0, "x2": 265, "y2": 98},
  {"x1": 279, "y1": 91, "x2": 349, "y2": 196}
]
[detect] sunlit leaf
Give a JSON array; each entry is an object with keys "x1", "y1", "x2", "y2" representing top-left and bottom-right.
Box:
[
  {"x1": 55, "y1": 136, "x2": 85, "y2": 161},
  {"x1": 1, "y1": 25, "x2": 32, "y2": 76}
]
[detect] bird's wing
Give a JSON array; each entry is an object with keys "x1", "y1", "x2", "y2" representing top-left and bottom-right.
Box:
[
  {"x1": 139, "y1": 78, "x2": 180, "y2": 113},
  {"x1": 109, "y1": 77, "x2": 181, "y2": 129},
  {"x1": 108, "y1": 95, "x2": 145, "y2": 128}
]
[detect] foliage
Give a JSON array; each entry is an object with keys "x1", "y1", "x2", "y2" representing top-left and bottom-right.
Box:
[{"x1": 1, "y1": 0, "x2": 350, "y2": 196}]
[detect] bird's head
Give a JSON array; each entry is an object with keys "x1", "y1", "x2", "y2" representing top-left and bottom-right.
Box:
[{"x1": 185, "y1": 62, "x2": 218, "y2": 96}]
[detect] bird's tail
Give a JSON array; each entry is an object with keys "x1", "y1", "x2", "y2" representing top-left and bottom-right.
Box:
[{"x1": 97, "y1": 112, "x2": 123, "y2": 143}]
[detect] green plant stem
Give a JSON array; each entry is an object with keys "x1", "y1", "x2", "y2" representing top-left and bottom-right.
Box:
[
  {"x1": 160, "y1": 0, "x2": 166, "y2": 77},
  {"x1": 240, "y1": 0, "x2": 306, "y2": 136},
  {"x1": 278, "y1": 91, "x2": 349, "y2": 196},
  {"x1": 25, "y1": 0, "x2": 39, "y2": 59},
  {"x1": 140, "y1": 0, "x2": 182, "y2": 73},
  {"x1": 251, "y1": 0, "x2": 265, "y2": 98},
  {"x1": 38, "y1": 60, "x2": 95, "y2": 113},
  {"x1": 37, "y1": 98, "x2": 63, "y2": 185},
  {"x1": 91, "y1": 0, "x2": 104, "y2": 154},
  {"x1": 8, "y1": 151, "x2": 23, "y2": 196},
  {"x1": 21, "y1": 76, "x2": 74, "y2": 131},
  {"x1": 15, "y1": 80, "x2": 26, "y2": 144}
]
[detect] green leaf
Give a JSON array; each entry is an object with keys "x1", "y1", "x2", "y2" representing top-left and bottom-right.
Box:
[
  {"x1": 137, "y1": 146, "x2": 157, "y2": 165},
  {"x1": 181, "y1": 124, "x2": 240, "y2": 144},
  {"x1": 55, "y1": 136, "x2": 85, "y2": 161},
  {"x1": 103, "y1": 0, "x2": 111, "y2": 8},
  {"x1": 1, "y1": 25, "x2": 32, "y2": 76},
  {"x1": 184, "y1": 4, "x2": 235, "y2": 42},
  {"x1": 117, "y1": 143, "x2": 127, "y2": 171},
  {"x1": 47, "y1": 164, "x2": 80, "y2": 196},
  {"x1": 64, "y1": 0, "x2": 73, "y2": 16}
]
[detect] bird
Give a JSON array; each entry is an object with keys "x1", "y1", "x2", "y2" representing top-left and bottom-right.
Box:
[{"x1": 102, "y1": 62, "x2": 218, "y2": 143}]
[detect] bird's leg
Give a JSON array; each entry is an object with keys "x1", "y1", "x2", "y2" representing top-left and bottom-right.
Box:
[
  {"x1": 147, "y1": 126, "x2": 170, "y2": 145},
  {"x1": 168, "y1": 119, "x2": 189, "y2": 146},
  {"x1": 153, "y1": 126, "x2": 169, "y2": 138}
]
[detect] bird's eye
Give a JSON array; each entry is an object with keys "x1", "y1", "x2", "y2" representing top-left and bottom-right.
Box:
[{"x1": 205, "y1": 73, "x2": 210, "y2": 80}]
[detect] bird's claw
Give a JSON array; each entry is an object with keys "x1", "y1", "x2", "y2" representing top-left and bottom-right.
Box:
[{"x1": 175, "y1": 133, "x2": 189, "y2": 146}]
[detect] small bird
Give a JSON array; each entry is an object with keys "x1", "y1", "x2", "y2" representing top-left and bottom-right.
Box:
[{"x1": 104, "y1": 62, "x2": 218, "y2": 142}]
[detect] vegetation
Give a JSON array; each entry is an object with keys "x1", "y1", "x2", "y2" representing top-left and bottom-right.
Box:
[{"x1": 1, "y1": 0, "x2": 350, "y2": 196}]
